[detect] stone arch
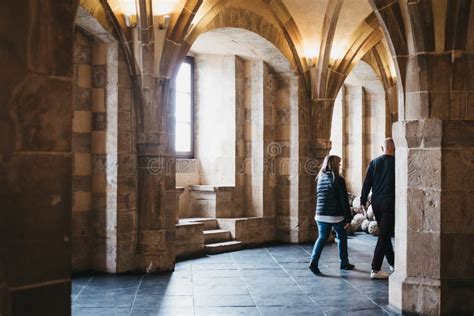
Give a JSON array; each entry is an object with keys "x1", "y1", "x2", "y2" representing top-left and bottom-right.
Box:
[
  {"x1": 311, "y1": 13, "x2": 393, "y2": 148},
  {"x1": 161, "y1": 1, "x2": 309, "y2": 97},
  {"x1": 180, "y1": 7, "x2": 302, "y2": 80},
  {"x1": 77, "y1": 0, "x2": 115, "y2": 37}
]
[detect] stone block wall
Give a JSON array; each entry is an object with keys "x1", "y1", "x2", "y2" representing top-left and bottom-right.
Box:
[
  {"x1": 176, "y1": 159, "x2": 200, "y2": 218},
  {"x1": 275, "y1": 76, "x2": 302, "y2": 242},
  {"x1": 175, "y1": 222, "x2": 204, "y2": 259},
  {"x1": 72, "y1": 29, "x2": 94, "y2": 272},
  {"x1": 71, "y1": 25, "x2": 134, "y2": 274},
  {"x1": 217, "y1": 217, "x2": 276, "y2": 245},
  {"x1": 116, "y1": 48, "x2": 138, "y2": 273}
]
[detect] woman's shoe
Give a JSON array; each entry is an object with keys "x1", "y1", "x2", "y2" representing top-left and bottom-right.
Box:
[
  {"x1": 309, "y1": 262, "x2": 322, "y2": 275},
  {"x1": 340, "y1": 263, "x2": 355, "y2": 270}
]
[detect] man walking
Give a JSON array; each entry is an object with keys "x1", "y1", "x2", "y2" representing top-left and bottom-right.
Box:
[{"x1": 361, "y1": 138, "x2": 395, "y2": 279}]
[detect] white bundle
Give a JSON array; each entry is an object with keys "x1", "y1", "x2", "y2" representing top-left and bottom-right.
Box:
[
  {"x1": 351, "y1": 207, "x2": 363, "y2": 215},
  {"x1": 368, "y1": 221, "x2": 379, "y2": 235},
  {"x1": 352, "y1": 196, "x2": 361, "y2": 208},
  {"x1": 351, "y1": 214, "x2": 365, "y2": 227},
  {"x1": 349, "y1": 214, "x2": 365, "y2": 233},
  {"x1": 367, "y1": 205, "x2": 375, "y2": 221},
  {"x1": 361, "y1": 219, "x2": 370, "y2": 233}
]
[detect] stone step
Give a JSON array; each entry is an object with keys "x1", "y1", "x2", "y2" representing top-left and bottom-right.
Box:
[
  {"x1": 203, "y1": 229, "x2": 232, "y2": 244},
  {"x1": 186, "y1": 218, "x2": 219, "y2": 230},
  {"x1": 205, "y1": 241, "x2": 243, "y2": 255}
]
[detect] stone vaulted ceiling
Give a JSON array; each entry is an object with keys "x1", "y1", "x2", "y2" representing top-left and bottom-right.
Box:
[{"x1": 282, "y1": 0, "x2": 373, "y2": 58}]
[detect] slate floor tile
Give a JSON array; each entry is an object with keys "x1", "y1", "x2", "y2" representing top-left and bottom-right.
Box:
[
  {"x1": 193, "y1": 284, "x2": 249, "y2": 295},
  {"x1": 130, "y1": 307, "x2": 194, "y2": 316},
  {"x1": 73, "y1": 238, "x2": 391, "y2": 315},
  {"x1": 258, "y1": 306, "x2": 326, "y2": 316},
  {"x1": 195, "y1": 307, "x2": 260, "y2": 315},
  {"x1": 132, "y1": 294, "x2": 194, "y2": 308},
  {"x1": 72, "y1": 307, "x2": 131, "y2": 316},
  {"x1": 252, "y1": 293, "x2": 316, "y2": 307},
  {"x1": 194, "y1": 294, "x2": 255, "y2": 307}
]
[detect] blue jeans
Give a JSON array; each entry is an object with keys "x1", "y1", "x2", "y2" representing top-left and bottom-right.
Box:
[{"x1": 310, "y1": 221, "x2": 349, "y2": 266}]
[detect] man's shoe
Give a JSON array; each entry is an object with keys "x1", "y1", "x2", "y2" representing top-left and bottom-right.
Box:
[
  {"x1": 340, "y1": 263, "x2": 355, "y2": 270},
  {"x1": 389, "y1": 265, "x2": 395, "y2": 272},
  {"x1": 309, "y1": 262, "x2": 321, "y2": 275},
  {"x1": 370, "y1": 270, "x2": 390, "y2": 279}
]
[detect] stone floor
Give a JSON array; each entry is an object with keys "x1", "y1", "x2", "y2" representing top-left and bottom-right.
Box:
[{"x1": 72, "y1": 233, "x2": 399, "y2": 315}]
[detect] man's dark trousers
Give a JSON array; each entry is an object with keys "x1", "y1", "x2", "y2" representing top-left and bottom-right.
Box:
[{"x1": 371, "y1": 200, "x2": 395, "y2": 271}]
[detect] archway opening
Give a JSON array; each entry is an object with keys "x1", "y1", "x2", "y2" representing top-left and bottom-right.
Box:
[
  {"x1": 173, "y1": 27, "x2": 301, "y2": 257},
  {"x1": 329, "y1": 59, "x2": 394, "y2": 282}
]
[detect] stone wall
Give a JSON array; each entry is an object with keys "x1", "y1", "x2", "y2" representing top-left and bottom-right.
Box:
[
  {"x1": 176, "y1": 159, "x2": 200, "y2": 218},
  {"x1": 175, "y1": 222, "x2": 204, "y2": 258},
  {"x1": 72, "y1": 15, "x2": 137, "y2": 273},
  {"x1": 72, "y1": 29, "x2": 94, "y2": 271},
  {"x1": 275, "y1": 76, "x2": 302, "y2": 242},
  {"x1": 194, "y1": 54, "x2": 236, "y2": 186}
]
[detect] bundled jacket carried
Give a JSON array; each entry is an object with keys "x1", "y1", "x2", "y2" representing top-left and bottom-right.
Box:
[{"x1": 315, "y1": 172, "x2": 352, "y2": 224}]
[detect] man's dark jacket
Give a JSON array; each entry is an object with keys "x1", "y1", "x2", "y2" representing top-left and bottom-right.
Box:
[{"x1": 361, "y1": 154, "x2": 395, "y2": 207}]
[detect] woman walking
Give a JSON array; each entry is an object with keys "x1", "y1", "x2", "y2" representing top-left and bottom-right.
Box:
[{"x1": 309, "y1": 155, "x2": 354, "y2": 275}]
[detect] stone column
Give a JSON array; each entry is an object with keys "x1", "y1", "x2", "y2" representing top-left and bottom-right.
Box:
[
  {"x1": 262, "y1": 63, "x2": 277, "y2": 218},
  {"x1": 343, "y1": 86, "x2": 364, "y2": 194},
  {"x1": 388, "y1": 52, "x2": 474, "y2": 314},
  {"x1": 235, "y1": 56, "x2": 246, "y2": 218},
  {"x1": 244, "y1": 61, "x2": 264, "y2": 217},
  {"x1": 0, "y1": 1, "x2": 78, "y2": 313}
]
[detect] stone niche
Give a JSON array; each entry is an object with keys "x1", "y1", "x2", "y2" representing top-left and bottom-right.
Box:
[{"x1": 189, "y1": 185, "x2": 235, "y2": 218}]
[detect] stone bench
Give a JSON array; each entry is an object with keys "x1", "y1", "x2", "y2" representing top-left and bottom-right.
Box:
[{"x1": 189, "y1": 185, "x2": 234, "y2": 218}]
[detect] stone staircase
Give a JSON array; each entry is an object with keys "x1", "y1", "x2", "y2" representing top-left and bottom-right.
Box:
[{"x1": 186, "y1": 218, "x2": 242, "y2": 254}]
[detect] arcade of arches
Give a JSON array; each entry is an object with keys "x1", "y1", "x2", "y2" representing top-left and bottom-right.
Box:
[{"x1": 1, "y1": 0, "x2": 473, "y2": 315}]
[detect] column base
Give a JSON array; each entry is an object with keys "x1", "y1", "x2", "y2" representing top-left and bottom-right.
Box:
[{"x1": 389, "y1": 272, "x2": 441, "y2": 314}]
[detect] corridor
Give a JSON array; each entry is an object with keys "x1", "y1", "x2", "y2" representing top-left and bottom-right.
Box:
[{"x1": 72, "y1": 234, "x2": 396, "y2": 315}]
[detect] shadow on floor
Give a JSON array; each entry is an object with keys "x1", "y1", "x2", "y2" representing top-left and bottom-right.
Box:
[{"x1": 72, "y1": 233, "x2": 401, "y2": 315}]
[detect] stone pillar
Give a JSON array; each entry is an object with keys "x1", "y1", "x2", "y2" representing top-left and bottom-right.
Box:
[
  {"x1": 234, "y1": 56, "x2": 246, "y2": 218},
  {"x1": 343, "y1": 86, "x2": 364, "y2": 194},
  {"x1": 388, "y1": 52, "x2": 474, "y2": 314},
  {"x1": 91, "y1": 40, "x2": 119, "y2": 273},
  {"x1": 244, "y1": 61, "x2": 264, "y2": 217},
  {"x1": 390, "y1": 118, "x2": 474, "y2": 314},
  {"x1": 262, "y1": 63, "x2": 277, "y2": 218},
  {"x1": 0, "y1": 1, "x2": 78, "y2": 313},
  {"x1": 116, "y1": 48, "x2": 138, "y2": 273}
]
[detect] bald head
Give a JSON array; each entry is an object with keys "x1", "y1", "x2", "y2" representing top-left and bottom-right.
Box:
[{"x1": 382, "y1": 138, "x2": 395, "y2": 155}]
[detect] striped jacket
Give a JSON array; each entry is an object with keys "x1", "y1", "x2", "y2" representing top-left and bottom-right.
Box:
[{"x1": 315, "y1": 172, "x2": 352, "y2": 223}]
